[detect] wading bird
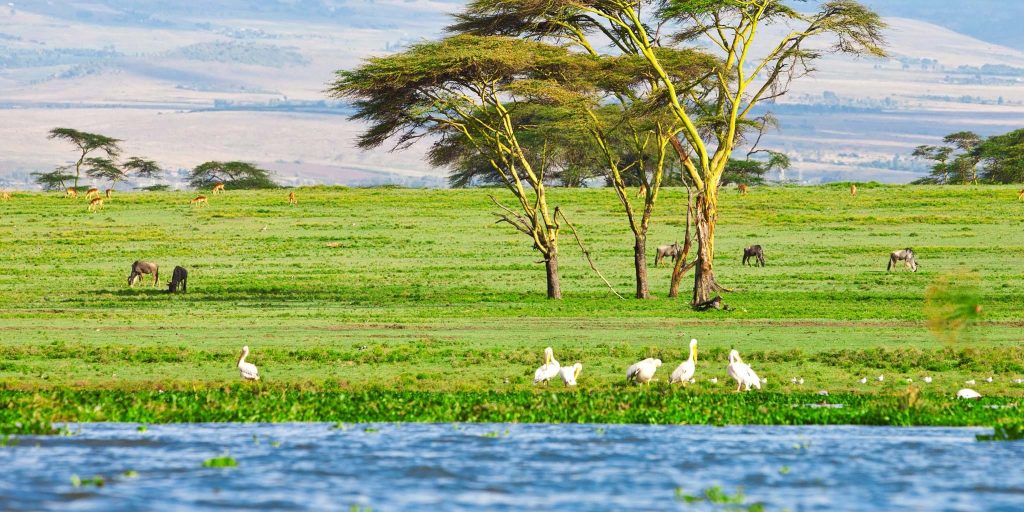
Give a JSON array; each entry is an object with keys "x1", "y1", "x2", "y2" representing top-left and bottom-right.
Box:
[
  {"x1": 877, "y1": 375, "x2": 885, "y2": 382},
  {"x1": 626, "y1": 358, "x2": 662, "y2": 385},
  {"x1": 923, "y1": 376, "x2": 933, "y2": 384},
  {"x1": 859, "y1": 377, "x2": 868, "y2": 384},
  {"x1": 533, "y1": 347, "x2": 560, "y2": 384},
  {"x1": 728, "y1": 350, "x2": 761, "y2": 392},
  {"x1": 956, "y1": 388, "x2": 981, "y2": 400},
  {"x1": 559, "y1": 362, "x2": 582, "y2": 387},
  {"x1": 670, "y1": 339, "x2": 699, "y2": 385},
  {"x1": 965, "y1": 379, "x2": 976, "y2": 385},
  {"x1": 237, "y1": 345, "x2": 259, "y2": 381}
]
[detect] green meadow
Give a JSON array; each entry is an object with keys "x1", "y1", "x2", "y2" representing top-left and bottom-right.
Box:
[{"x1": 0, "y1": 184, "x2": 1022, "y2": 426}]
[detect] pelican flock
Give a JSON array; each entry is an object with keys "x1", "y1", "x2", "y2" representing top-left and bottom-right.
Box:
[
  {"x1": 669, "y1": 339, "x2": 699, "y2": 385},
  {"x1": 237, "y1": 345, "x2": 259, "y2": 381},
  {"x1": 727, "y1": 350, "x2": 761, "y2": 392},
  {"x1": 626, "y1": 358, "x2": 662, "y2": 385},
  {"x1": 533, "y1": 347, "x2": 561, "y2": 384}
]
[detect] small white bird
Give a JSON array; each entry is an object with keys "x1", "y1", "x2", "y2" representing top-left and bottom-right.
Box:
[
  {"x1": 559, "y1": 362, "x2": 582, "y2": 387},
  {"x1": 237, "y1": 345, "x2": 259, "y2": 381},
  {"x1": 965, "y1": 379, "x2": 976, "y2": 385},
  {"x1": 760, "y1": 377, "x2": 768, "y2": 384},
  {"x1": 670, "y1": 339, "x2": 699, "y2": 385},
  {"x1": 709, "y1": 377, "x2": 718, "y2": 384},
  {"x1": 858, "y1": 377, "x2": 868, "y2": 384},
  {"x1": 956, "y1": 388, "x2": 982, "y2": 400},
  {"x1": 689, "y1": 378, "x2": 696, "y2": 384},
  {"x1": 923, "y1": 376, "x2": 933, "y2": 384},
  {"x1": 1014, "y1": 378, "x2": 1024, "y2": 384},
  {"x1": 727, "y1": 350, "x2": 761, "y2": 392},
  {"x1": 533, "y1": 347, "x2": 561, "y2": 384},
  {"x1": 984, "y1": 377, "x2": 993, "y2": 383},
  {"x1": 877, "y1": 375, "x2": 884, "y2": 382},
  {"x1": 906, "y1": 378, "x2": 913, "y2": 383},
  {"x1": 818, "y1": 390, "x2": 829, "y2": 396},
  {"x1": 626, "y1": 358, "x2": 662, "y2": 385}
]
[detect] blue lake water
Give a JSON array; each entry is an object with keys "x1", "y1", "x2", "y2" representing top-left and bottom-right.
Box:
[{"x1": 1, "y1": 423, "x2": 1022, "y2": 511}]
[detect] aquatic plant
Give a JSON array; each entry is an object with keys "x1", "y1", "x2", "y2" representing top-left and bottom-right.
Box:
[
  {"x1": 976, "y1": 421, "x2": 1024, "y2": 442},
  {"x1": 675, "y1": 486, "x2": 765, "y2": 511},
  {"x1": 71, "y1": 475, "x2": 105, "y2": 488},
  {"x1": 202, "y1": 454, "x2": 238, "y2": 468}
]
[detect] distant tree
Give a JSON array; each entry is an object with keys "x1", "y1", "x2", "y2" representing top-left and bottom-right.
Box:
[
  {"x1": 47, "y1": 128, "x2": 122, "y2": 189},
  {"x1": 189, "y1": 161, "x2": 278, "y2": 189},
  {"x1": 912, "y1": 131, "x2": 984, "y2": 184},
  {"x1": 31, "y1": 167, "x2": 75, "y2": 191},
  {"x1": 976, "y1": 129, "x2": 1024, "y2": 183},
  {"x1": 84, "y1": 158, "x2": 126, "y2": 189},
  {"x1": 123, "y1": 157, "x2": 163, "y2": 180}
]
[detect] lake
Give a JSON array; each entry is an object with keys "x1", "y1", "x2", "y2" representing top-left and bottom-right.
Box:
[{"x1": 1, "y1": 423, "x2": 1022, "y2": 511}]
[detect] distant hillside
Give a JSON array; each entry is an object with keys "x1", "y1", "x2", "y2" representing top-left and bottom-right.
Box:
[{"x1": 849, "y1": 1, "x2": 1023, "y2": 52}]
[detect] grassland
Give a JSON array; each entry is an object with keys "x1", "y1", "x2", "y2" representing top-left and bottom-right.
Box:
[{"x1": 0, "y1": 184, "x2": 1022, "y2": 426}]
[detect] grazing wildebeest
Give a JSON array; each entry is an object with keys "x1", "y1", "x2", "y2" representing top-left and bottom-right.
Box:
[
  {"x1": 738, "y1": 184, "x2": 749, "y2": 196},
  {"x1": 167, "y1": 266, "x2": 188, "y2": 293},
  {"x1": 129, "y1": 260, "x2": 159, "y2": 287},
  {"x1": 887, "y1": 248, "x2": 918, "y2": 272},
  {"x1": 655, "y1": 242, "x2": 682, "y2": 267},
  {"x1": 742, "y1": 245, "x2": 765, "y2": 267}
]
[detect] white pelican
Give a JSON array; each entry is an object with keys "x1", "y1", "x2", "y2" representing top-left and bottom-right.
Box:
[
  {"x1": 906, "y1": 378, "x2": 914, "y2": 383},
  {"x1": 727, "y1": 350, "x2": 761, "y2": 392},
  {"x1": 1014, "y1": 378, "x2": 1024, "y2": 384},
  {"x1": 956, "y1": 388, "x2": 982, "y2": 399},
  {"x1": 237, "y1": 345, "x2": 259, "y2": 381},
  {"x1": 533, "y1": 347, "x2": 561, "y2": 384},
  {"x1": 669, "y1": 339, "x2": 698, "y2": 385},
  {"x1": 709, "y1": 378, "x2": 718, "y2": 384},
  {"x1": 877, "y1": 375, "x2": 884, "y2": 382},
  {"x1": 689, "y1": 378, "x2": 696, "y2": 384},
  {"x1": 626, "y1": 358, "x2": 662, "y2": 385},
  {"x1": 965, "y1": 379, "x2": 976, "y2": 385},
  {"x1": 984, "y1": 377, "x2": 993, "y2": 383},
  {"x1": 923, "y1": 376, "x2": 933, "y2": 384},
  {"x1": 789, "y1": 377, "x2": 804, "y2": 385},
  {"x1": 760, "y1": 377, "x2": 768, "y2": 385},
  {"x1": 559, "y1": 363, "x2": 582, "y2": 386},
  {"x1": 858, "y1": 377, "x2": 868, "y2": 384}
]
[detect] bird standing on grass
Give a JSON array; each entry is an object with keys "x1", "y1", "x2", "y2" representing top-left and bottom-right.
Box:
[
  {"x1": 627, "y1": 358, "x2": 662, "y2": 385},
  {"x1": 237, "y1": 345, "x2": 259, "y2": 381},
  {"x1": 670, "y1": 339, "x2": 698, "y2": 385},
  {"x1": 727, "y1": 350, "x2": 761, "y2": 392},
  {"x1": 533, "y1": 347, "x2": 560, "y2": 384},
  {"x1": 559, "y1": 363, "x2": 583, "y2": 387},
  {"x1": 956, "y1": 388, "x2": 981, "y2": 400}
]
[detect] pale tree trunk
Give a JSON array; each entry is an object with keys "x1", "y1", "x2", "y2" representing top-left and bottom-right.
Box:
[
  {"x1": 668, "y1": 188, "x2": 695, "y2": 298},
  {"x1": 545, "y1": 251, "x2": 561, "y2": 299},
  {"x1": 633, "y1": 236, "x2": 650, "y2": 299},
  {"x1": 692, "y1": 190, "x2": 724, "y2": 305}
]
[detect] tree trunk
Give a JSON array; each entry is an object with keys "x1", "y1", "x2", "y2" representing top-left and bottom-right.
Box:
[
  {"x1": 669, "y1": 188, "x2": 694, "y2": 299},
  {"x1": 692, "y1": 191, "x2": 723, "y2": 305},
  {"x1": 633, "y1": 236, "x2": 650, "y2": 299},
  {"x1": 545, "y1": 251, "x2": 562, "y2": 300}
]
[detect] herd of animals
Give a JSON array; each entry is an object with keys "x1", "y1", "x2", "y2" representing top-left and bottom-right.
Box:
[
  {"x1": 0, "y1": 182, "x2": 299, "y2": 210},
  {"x1": 657, "y1": 242, "x2": 917, "y2": 272}
]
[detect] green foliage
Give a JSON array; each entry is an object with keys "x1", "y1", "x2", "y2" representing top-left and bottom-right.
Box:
[
  {"x1": 976, "y1": 420, "x2": 1024, "y2": 442},
  {"x1": 31, "y1": 168, "x2": 75, "y2": 191},
  {"x1": 913, "y1": 129, "x2": 1024, "y2": 184},
  {"x1": 123, "y1": 157, "x2": 163, "y2": 179},
  {"x1": 137, "y1": 184, "x2": 171, "y2": 192},
  {"x1": 71, "y1": 474, "x2": 105, "y2": 487},
  {"x1": 202, "y1": 454, "x2": 239, "y2": 467},
  {"x1": 47, "y1": 127, "x2": 123, "y2": 187},
  {"x1": 84, "y1": 157, "x2": 126, "y2": 185},
  {"x1": 189, "y1": 161, "x2": 278, "y2": 189},
  {"x1": 976, "y1": 129, "x2": 1024, "y2": 184},
  {"x1": 675, "y1": 485, "x2": 765, "y2": 511}
]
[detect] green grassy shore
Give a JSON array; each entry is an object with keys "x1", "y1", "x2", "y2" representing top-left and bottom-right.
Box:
[{"x1": 0, "y1": 184, "x2": 1022, "y2": 427}]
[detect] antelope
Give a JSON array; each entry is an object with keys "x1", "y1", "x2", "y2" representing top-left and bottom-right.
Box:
[
  {"x1": 66, "y1": 188, "x2": 78, "y2": 198},
  {"x1": 88, "y1": 197, "x2": 104, "y2": 212},
  {"x1": 190, "y1": 195, "x2": 208, "y2": 207},
  {"x1": 738, "y1": 184, "x2": 749, "y2": 196},
  {"x1": 636, "y1": 183, "x2": 647, "y2": 199},
  {"x1": 128, "y1": 260, "x2": 159, "y2": 287},
  {"x1": 851, "y1": 183, "x2": 858, "y2": 197},
  {"x1": 212, "y1": 182, "x2": 225, "y2": 194},
  {"x1": 1018, "y1": 189, "x2": 1024, "y2": 201},
  {"x1": 1, "y1": 191, "x2": 10, "y2": 201},
  {"x1": 85, "y1": 187, "x2": 100, "y2": 199},
  {"x1": 105, "y1": 189, "x2": 114, "y2": 199},
  {"x1": 288, "y1": 191, "x2": 297, "y2": 205}
]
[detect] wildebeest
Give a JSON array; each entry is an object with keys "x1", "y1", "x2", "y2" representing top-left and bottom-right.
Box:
[
  {"x1": 655, "y1": 242, "x2": 682, "y2": 267},
  {"x1": 128, "y1": 260, "x2": 159, "y2": 287},
  {"x1": 742, "y1": 245, "x2": 765, "y2": 267},
  {"x1": 887, "y1": 248, "x2": 918, "y2": 272},
  {"x1": 167, "y1": 266, "x2": 188, "y2": 293}
]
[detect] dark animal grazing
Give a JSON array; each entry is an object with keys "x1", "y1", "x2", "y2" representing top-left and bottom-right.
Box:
[
  {"x1": 887, "y1": 248, "x2": 918, "y2": 272},
  {"x1": 655, "y1": 242, "x2": 682, "y2": 267},
  {"x1": 128, "y1": 260, "x2": 159, "y2": 287},
  {"x1": 742, "y1": 245, "x2": 765, "y2": 267},
  {"x1": 167, "y1": 266, "x2": 188, "y2": 293}
]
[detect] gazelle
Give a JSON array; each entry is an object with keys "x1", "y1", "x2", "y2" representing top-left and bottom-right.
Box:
[
  {"x1": 190, "y1": 195, "x2": 208, "y2": 207},
  {"x1": 212, "y1": 182, "x2": 225, "y2": 194},
  {"x1": 1, "y1": 191, "x2": 10, "y2": 201},
  {"x1": 288, "y1": 191, "x2": 297, "y2": 205},
  {"x1": 738, "y1": 183, "x2": 749, "y2": 196},
  {"x1": 851, "y1": 183, "x2": 858, "y2": 197},
  {"x1": 66, "y1": 188, "x2": 78, "y2": 198},
  {"x1": 105, "y1": 189, "x2": 114, "y2": 199},
  {"x1": 88, "y1": 197, "x2": 104, "y2": 212},
  {"x1": 1018, "y1": 189, "x2": 1024, "y2": 201},
  {"x1": 85, "y1": 187, "x2": 100, "y2": 198},
  {"x1": 636, "y1": 183, "x2": 647, "y2": 199}
]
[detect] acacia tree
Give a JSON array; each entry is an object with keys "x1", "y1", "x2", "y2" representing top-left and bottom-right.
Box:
[
  {"x1": 84, "y1": 158, "x2": 126, "y2": 190},
  {"x1": 189, "y1": 161, "x2": 277, "y2": 189},
  {"x1": 31, "y1": 167, "x2": 76, "y2": 191},
  {"x1": 453, "y1": 0, "x2": 886, "y2": 304},
  {"x1": 912, "y1": 131, "x2": 982, "y2": 184},
  {"x1": 329, "y1": 36, "x2": 591, "y2": 299},
  {"x1": 123, "y1": 157, "x2": 163, "y2": 180},
  {"x1": 47, "y1": 128, "x2": 122, "y2": 189}
]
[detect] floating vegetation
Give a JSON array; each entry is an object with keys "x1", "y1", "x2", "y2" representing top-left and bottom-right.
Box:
[
  {"x1": 71, "y1": 475, "x2": 105, "y2": 488},
  {"x1": 976, "y1": 421, "x2": 1024, "y2": 442},
  {"x1": 136, "y1": 425, "x2": 148, "y2": 433},
  {"x1": 675, "y1": 486, "x2": 765, "y2": 511},
  {"x1": 122, "y1": 470, "x2": 139, "y2": 478},
  {"x1": 480, "y1": 428, "x2": 510, "y2": 438},
  {"x1": 202, "y1": 454, "x2": 239, "y2": 468}
]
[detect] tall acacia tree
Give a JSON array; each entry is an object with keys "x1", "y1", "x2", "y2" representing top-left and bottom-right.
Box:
[
  {"x1": 453, "y1": 0, "x2": 886, "y2": 304},
  {"x1": 329, "y1": 36, "x2": 593, "y2": 299},
  {"x1": 47, "y1": 128, "x2": 122, "y2": 190}
]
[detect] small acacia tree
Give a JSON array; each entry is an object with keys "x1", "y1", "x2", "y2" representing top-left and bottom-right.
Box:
[
  {"x1": 330, "y1": 35, "x2": 593, "y2": 299},
  {"x1": 189, "y1": 161, "x2": 278, "y2": 189},
  {"x1": 47, "y1": 128, "x2": 122, "y2": 189},
  {"x1": 453, "y1": 0, "x2": 886, "y2": 305},
  {"x1": 31, "y1": 167, "x2": 76, "y2": 191},
  {"x1": 84, "y1": 158, "x2": 126, "y2": 190}
]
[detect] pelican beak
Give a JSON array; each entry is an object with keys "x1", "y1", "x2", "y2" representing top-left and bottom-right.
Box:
[
  {"x1": 544, "y1": 352, "x2": 551, "y2": 365},
  {"x1": 574, "y1": 365, "x2": 582, "y2": 380},
  {"x1": 694, "y1": 347, "x2": 698, "y2": 362}
]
